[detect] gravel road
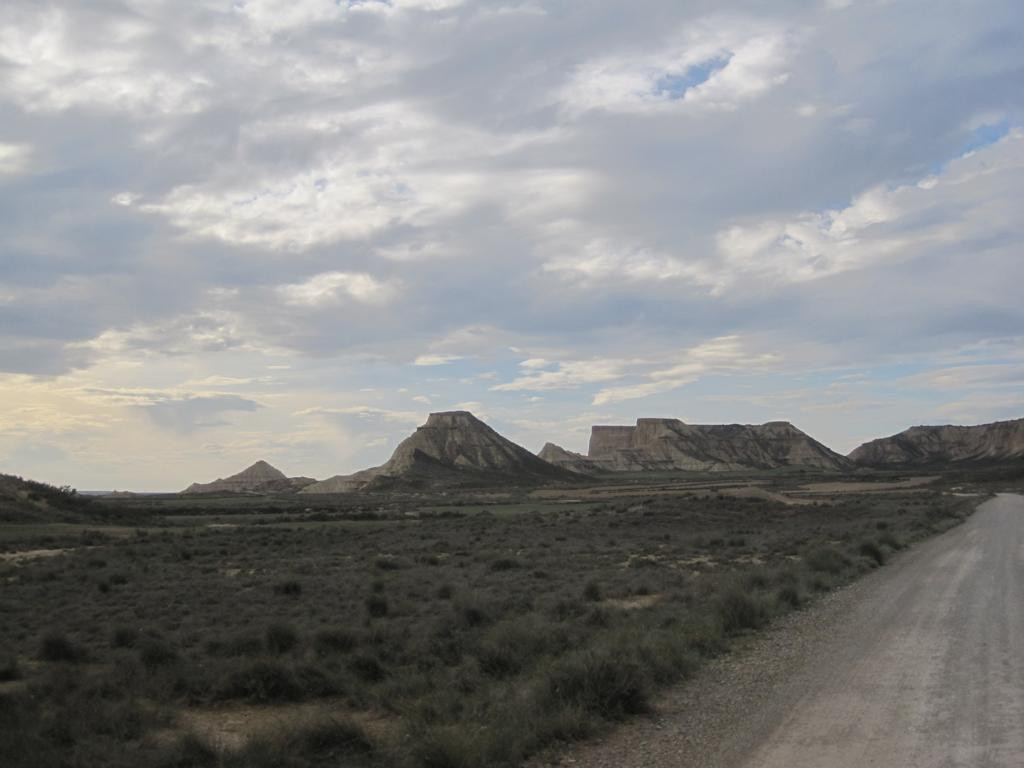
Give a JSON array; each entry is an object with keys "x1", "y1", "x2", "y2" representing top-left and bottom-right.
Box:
[{"x1": 548, "y1": 493, "x2": 1023, "y2": 768}]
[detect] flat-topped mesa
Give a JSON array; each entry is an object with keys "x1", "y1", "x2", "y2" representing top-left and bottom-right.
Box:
[
  {"x1": 182, "y1": 460, "x2": 316, "y2": 494},
  {"x1": 585, "y1": 418, "x2": 849, "y2": 472},
  {"x1": 849, "y1": 417, "x2": 1024, "y2": 467},
  {"x1": 303, "y1": 410, "x2": 578, "y2": 493}
]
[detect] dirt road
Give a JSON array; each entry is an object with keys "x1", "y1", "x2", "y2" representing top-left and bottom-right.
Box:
[{"x1": 556, "y1": 493, "x2": 1024, "y2": 768}]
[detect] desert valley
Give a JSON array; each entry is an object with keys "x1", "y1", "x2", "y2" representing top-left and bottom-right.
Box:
[{"x1": 1, "y1": 411, "x2": 1022, "y2": 767}]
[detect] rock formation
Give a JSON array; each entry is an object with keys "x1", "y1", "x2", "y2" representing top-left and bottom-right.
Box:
[
  {"x1": 849, "y1": 417, "x2": 1024, "y2": 466},
  {"x1": 182, "y1": 460, "x2": 316, "y2": 494},
  {"x1": 584, "y1": 418, "x2": 850, "y2": 472},
  {"x1": 537, "y1": 443, "x2": 604, "y2": 475},
  {"x1": 303, "y1": 411, "x2": 577, "y2": 493}
]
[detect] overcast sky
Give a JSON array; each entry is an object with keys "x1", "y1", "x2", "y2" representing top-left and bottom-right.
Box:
[{"x1": 1, "y1": 0, "x2": 1022, "y2": 490}]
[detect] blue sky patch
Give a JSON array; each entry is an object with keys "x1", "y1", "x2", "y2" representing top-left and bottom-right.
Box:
[{"x1": 654, "y1": 54, "x2": 732, "y2": 99}]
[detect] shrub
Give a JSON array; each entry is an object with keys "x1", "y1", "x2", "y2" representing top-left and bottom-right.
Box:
[
  {"x1": 314, "y1": 629, "x2": 356, "y2": 656},
  {"x1": 804, "y1": 546, "x2": 850, "y2": 575},
  {"x1": 543, "y1": 648, "x2": 649, "y2": 720},
  {"x1": 215, "y1": 661, "x2": 303, "y2": 703},
  {"x1": 476, "y1": 619, "x2": 550, "y2": 679},
  {"x1": 489, "y1": 558, "x2": 520, "y2": 571},
  {"x1": 365, "y1": 595, "x2": 389, "y2": 619},
  {"x1": 858, "y1": 541, "x2": 886, "y2": 566},
  {"x1": 877, "y1": 531, "x2": 903, "y2": 550},
  {"x1": 38, "y1": 632, "x2": 86, "y2": 663},
  {"x1": 0, "y1": 657, "x2": 19, "y2": 682},
  {"x1": 775, "y1": 584, "x2": 803, "y2": 609},
  {"x1": 265, "y1": 623, "x2": 299, "y2": 655},
  {"x1": 273, "y1": 580, "x2": 302, "y2": 596},
  {"x1": 715, "y1": 588, "x2": 767, "y2": 634},
  {"x1": 205, "y1": 634, "x2": 264, "y2": 658},
  {"x1": 110, "y1": 626, "x2": 139, "y2": 649},
  {"x1": 436, "y1": 583, "x2": 455, "y2": 600},
  {"x1": 582, "y1": 581, "x2": 602, "y2": 602},
  {"x1": 139, "y1": 637, "x2": 179, "y2": 669},
  {"x1": 348, "y1": 654, "x2": 386, "y2": 683}
]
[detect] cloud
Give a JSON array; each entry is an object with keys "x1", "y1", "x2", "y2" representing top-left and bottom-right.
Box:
[
  {"x1": 711, "y1": 129, "x2": 1024, "y2": 293},
  {"x1": 141, "y1": 394, "x2": 261, "y2": 434},
  {"x1": 543, "y1": 238, "x2": 710, "y2": 284},
  {"x1": 414, "y1": 354, "x2": 463, "y2": 366},
  {"x1": 0, "y1": 0, "x2": 1022, "y2": 487},
  {"x1": 0, "y1": 143, "x2": 31, "y2": 174},
  {"x1": 593, "y1": 336, "x2": 780, "y2": 405},
  {"x1": 492, "y1": 358, "x2": 626, "y2": 392},
  {"x1": 278, "y1": 272, "x2": 395, "y2": 306}
]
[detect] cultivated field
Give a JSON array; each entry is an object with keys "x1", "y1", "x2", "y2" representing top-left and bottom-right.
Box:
[{"x1": 0, "y1": 472, "x2": 984, "y2": 768}]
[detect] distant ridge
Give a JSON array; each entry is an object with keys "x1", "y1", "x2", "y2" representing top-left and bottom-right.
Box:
[
  {"x1": 303, "y1": 411, "x2": 578, "y2": 493},
  {"x1": 537, "y1": 442, "x2": 604, "y2": 475},
  {"x1": 849, "y1": 417, "x2": 1024, "y2": 467},
  {"x1": 584, "y1": 418, "x2": 850, "y2": 472},
  {"x1": 182, "y1": 460, "x2": 316, "y2": 495}
]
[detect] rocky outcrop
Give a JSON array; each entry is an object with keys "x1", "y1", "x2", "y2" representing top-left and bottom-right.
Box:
[
  {"x1": 182, "y1": 461, "x2": 316, "y2": 495},
  {"x1": 303, "y1": 411, "x2": 577, "y2": 493},
  {"x1": 537, "y1": 443, "x2": 604, "y2": 475},
  {"x1": 849, "y1": 418, "x2": 1024, "y2": 467},
  {"x1": 586, "y1": 418, "x2": 850, "y2": 472}
]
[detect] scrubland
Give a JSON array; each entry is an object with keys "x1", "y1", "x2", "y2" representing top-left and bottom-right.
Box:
[{"x1": 0, "y1": 479, "x2": 977, "y2": 768}]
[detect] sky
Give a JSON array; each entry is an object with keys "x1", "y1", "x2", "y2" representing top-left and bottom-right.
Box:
[{"x1": 1, "y1": 0, "x2": 1022, "y2": 491}]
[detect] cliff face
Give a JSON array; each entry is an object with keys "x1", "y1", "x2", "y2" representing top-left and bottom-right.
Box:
[
  {"x1": 585, "y1": 419, "x2": 850, "y2": 472},
  {"x1": 303, "y1": 411, "x2": 577, "y2": 493},
  {"x1": 849, "y1": 418, "x2": 1024, "y2": 466},
  {"x1": 182, "y1": 461, "x2": 315, "y2": 494}
]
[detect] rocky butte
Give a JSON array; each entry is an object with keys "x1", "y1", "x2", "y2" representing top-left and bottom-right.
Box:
[
  {"x1": 303, "y1": 411, "x2": 578, "y2": 493},
  {"x1": 543, "y1": 418, "x2": 850, "y2": 472},
  {"x1": 182, "y1": 460, "x2": 316, "y2": 495},
  {"x1": 849, "y1": 417, "x2": 1024, "y2": 466}
]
